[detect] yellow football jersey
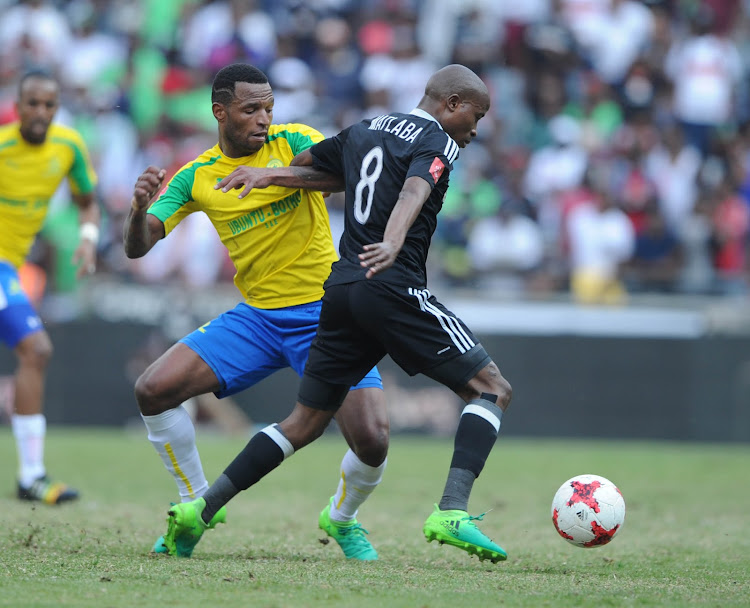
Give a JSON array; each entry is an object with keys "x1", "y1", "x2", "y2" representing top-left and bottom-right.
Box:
[
  {"x1": 147, "y1": 123, "x2": 338, "y2": 309},
  {"x1": 0, "y1": 122, "x2": 97, "y2": 269}
]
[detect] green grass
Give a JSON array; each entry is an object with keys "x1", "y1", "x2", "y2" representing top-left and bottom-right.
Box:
[{"x1": 0, "y1": 428, "x2": 748, "y2": 607}]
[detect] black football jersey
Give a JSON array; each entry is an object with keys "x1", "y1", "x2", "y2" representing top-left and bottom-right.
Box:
[{"x1": 311, "y1": 110, "x2": 460, "y2": 288}]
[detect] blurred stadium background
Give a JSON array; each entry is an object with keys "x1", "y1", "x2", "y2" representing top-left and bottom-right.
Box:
[{"x1": 1, "y1": 0, "x2": 750, "y2": 442}]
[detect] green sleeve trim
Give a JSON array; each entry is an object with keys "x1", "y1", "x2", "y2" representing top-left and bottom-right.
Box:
[
  {"x1": 267, "y1": 129, "x2": 317, "y2": 155},
  {"x1": 0, "y1": 138, "x2": 18, "y2": 153},
  {"x1": 50, "y1": 135, "x2": 95, "y2": 193},
  {"x1": 147, "y1": 156, "x2": 220, "y2": 222}
]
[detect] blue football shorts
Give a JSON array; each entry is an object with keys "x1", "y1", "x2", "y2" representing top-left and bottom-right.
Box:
[
  {"x1": 180, "y1": 300, "x2": 382, "y2": 399},
  {"x1": 0, "y1": 261, "x2": 44, "y2": 348}
]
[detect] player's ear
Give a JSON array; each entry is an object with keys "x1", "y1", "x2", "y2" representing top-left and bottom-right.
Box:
[
  {"x1": 446, "y1": 93, "x2": 461, "y2": 112},
  {"x1": 212, "y1": 102, "x2": 226, "y2": 122}
]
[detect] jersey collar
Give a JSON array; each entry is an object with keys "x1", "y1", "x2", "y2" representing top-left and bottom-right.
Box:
[{"x1": 409, "y1": 108, "x2": 442, "y2": 129}]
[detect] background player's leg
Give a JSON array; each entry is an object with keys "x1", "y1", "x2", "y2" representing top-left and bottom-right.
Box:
[
  {"x1": 12, "y1": 330, "x2": 77, "y2": 503},
  {"x1": 12, "y1": 331, "x2": 52, "y2": 484}
]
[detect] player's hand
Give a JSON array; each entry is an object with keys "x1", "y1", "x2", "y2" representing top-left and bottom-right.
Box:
[
  {"x1": 215, "y1": 167, "x2": 273, "y2": 199},
  {"x1": 72, "y1": 238, "x2": 97, "y2": 279},
  {"x1": 132, "y1": 166, "x2": 166, "y2": 210},
  {"x1": 359, "y1": 242, "x2": 399, "y2": 279}
]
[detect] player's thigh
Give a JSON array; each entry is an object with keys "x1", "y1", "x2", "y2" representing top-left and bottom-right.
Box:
[
  {"x1": 351, "y1": 282, "x2": 487, "y2": 388},
  {"x1": 279, "y1": 299, "x2": 385, "y2": 392},
  {"x1": 299, "y1": 285, "x2": 386, "y2": 410},
  {"x1": 136, "y1": 342, "x2": 221, "y2": 413},
  {"x1": 180, "y1": 302, "x2": 286, "y2": 398},
  {"x1": 278, "y1": 300, "x2": 325, "y2": 376},
  {"x1": 313, "y1": 284, "x2": 386, "y2": 385},
  {"x1": 274, "y1": 301, "x2": 389, "y2": 421}
]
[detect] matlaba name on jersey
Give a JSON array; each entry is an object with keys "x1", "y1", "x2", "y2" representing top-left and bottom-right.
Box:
[
  {"x1": 368, "y1": 115, "x2": 424, "y2": 142},
  {"x1": 227, "y1": 189, "x2": 302, "y2": 235}
]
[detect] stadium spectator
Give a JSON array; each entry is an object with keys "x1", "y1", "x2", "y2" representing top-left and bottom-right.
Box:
[
  {"x1": 566, "y1": 167, "x2": 636, "y2": 305},
  {"x1": 467, "y1": 197, "x2": 545, "y2": 296},
  {"x1": 645, "y1": 122, "x2": 702, "y2": 236},
  {"x1": 709, "y1": 179, "x2": 750, "y2": 295},
  {"x1": 0, "y1": 69, "x2": 100, "y2": 503},
  {"x1": 586, "y1": 0, "x2": 655, "y2": 87},
  {"x1": 623, "y1": 200, "x2": 683, "y2": 294},
  {"x1": 0, "y1": 0, "x2": 72, "y2": 74},
  {"x1": 123, "y1": 64, "x2": 389, "y2": 561},
  {"x1": 664, "y1": 6, "x2": 744, "y2": 156}
]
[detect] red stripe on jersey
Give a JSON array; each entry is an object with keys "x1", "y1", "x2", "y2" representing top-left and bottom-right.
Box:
[{"x1": 429, "y1": 157, "x2": 445, "y2": 183}]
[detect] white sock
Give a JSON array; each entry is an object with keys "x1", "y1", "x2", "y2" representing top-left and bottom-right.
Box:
[
  {"x1": 330, "y1": 449, "x2": 386, "y2": 522},
  {"x1": 141, "y1": 405, "x2": 208, "y2": 502},
  {"x1": 11, "y1": 413, "x2": 46, "y2": 487}
]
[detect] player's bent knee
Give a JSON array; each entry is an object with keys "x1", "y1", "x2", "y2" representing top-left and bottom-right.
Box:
[
  {"x1": 496, "y1": 377, "x2": 513, "y2": 410},
  {"x1": 16, "y1": 333, "x2": 53, "y2": 369},
  {"x1": 464, "y1": 362, "x2": 513, "y2": 411},
  {"x1": 281, "y1": 418, "x2": 330, "y2": 450},
  {"x1": 352, "y1": 424, "x2": 389, "y2": 466},
  {"x1": 134, "y1": 371, "x2": 171, "y2": 416}
]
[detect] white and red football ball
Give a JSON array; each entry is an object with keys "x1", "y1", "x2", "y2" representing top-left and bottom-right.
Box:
[{"x1": 551, "y1": 474, "x2": 626, "y2": 548}]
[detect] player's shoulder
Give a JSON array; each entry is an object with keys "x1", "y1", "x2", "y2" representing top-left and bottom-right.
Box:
[
  {"x1": 421, "y1": 127, "x2": 460, "y2": 164},
  {"x1": 0, "y1": 122, "x2": 19, "y2": 144},
  {"x1": 174, "y1": 145, "x2": 222, "y2": 174},
  {"x1": 47, "y1": 122, "x2": 87, "y2": 146},
  {"x1": 269, "y1": 122, "x2": 324, "y2": 142},
  {"x1": 400, "y1": 114, "x2": 459, "y2": 164}
]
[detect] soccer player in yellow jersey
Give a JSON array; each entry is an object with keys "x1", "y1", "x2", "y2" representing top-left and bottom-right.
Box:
[
  {"x1": 0, "y1": 69, "x2": 100, "y2": 504},
  {"x1": 123, "y1": 64, "x2": 388, "y2": 560}
]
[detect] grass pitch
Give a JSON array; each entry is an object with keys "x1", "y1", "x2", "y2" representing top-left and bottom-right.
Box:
[{"x1": 0, "y1": 427, "x2": 748, "y2": 607}]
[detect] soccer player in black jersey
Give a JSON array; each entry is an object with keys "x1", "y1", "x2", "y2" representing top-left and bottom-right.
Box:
[{"x1": 164, "y1": 64, "x2": 513, "y2": 563}]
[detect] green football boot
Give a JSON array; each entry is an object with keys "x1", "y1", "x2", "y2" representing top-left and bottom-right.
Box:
[
  {"x1": 162, "y1": 497, "x2": 226, "y2": 557},
  {"x1": 152, "y1": 535, "x2": 169, "y2": 554},
  {"x1": 152, "y1": 503, "x2": 177, "y2": 555},
  {"x1": 423, "y1": 503, "x2": 507, "y2": 563},
  {"x1": 319, "y1": 497, "x2": 378, "y2": 560}
]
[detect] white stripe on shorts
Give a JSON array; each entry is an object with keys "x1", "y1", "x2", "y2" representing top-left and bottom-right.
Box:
[
  {"x1": 462, "y1": 403, "x2": 501, "y2": 432},
  {"x1": 408, "y1": 288, "x2": 475, "y2": 353},
  {"x1": 261, "y1": 424, "x2": 294, "y2": 459}
]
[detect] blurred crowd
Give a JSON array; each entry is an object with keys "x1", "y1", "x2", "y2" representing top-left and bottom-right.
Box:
[{"x1": 3, "y1": 0, "x2": 750, "y2": 305}]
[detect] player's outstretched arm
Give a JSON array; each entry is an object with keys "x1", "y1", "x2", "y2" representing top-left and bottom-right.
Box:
[
  {"x1": 215, "y1": 164, "x2": 344, "y2": 199},
  {"x1": 123, "y1": 166, "x2": 167, "y2": 258},
  {"x1": 359, "y1": 176, "x2": 432, "y2": 279}
]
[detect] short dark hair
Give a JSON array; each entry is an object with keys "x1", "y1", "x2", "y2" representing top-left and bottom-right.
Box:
[
  {"x1": 18, "y1": 68, "x2": 57, "y2": 96},
  {"x1": 211, "y1": 64, "x2": 269, "y2": 105}
]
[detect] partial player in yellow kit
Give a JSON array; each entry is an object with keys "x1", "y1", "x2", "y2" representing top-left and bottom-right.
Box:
[
  {"x1": 123, "y1": 63, "x2": 389, "y2": 560},
  {"x1": 0, "y1": 69, "x2": 100, "y2": 504},
  {"x1": 146, "y1": 122, "x2": 338, "y2": 309}
]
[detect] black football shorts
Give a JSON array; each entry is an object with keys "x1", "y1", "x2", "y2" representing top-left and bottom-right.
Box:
[{"x1": 298, "y1": 280, "x2": 491, "y2": 410}]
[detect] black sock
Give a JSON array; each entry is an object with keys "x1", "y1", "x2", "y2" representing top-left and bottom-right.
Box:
[
  {"x1": 201, "y1": 474, "x2": 238, "y2": 524},
  {"x1": 439, "y1": 467, "x2": 476, "y2": 512},
  {"x1": 439, "y1": 397, "x2": 502, "y2": 512},
  {"x1": 200, "y1": 424, "x2": 294, "y2": 524}
]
